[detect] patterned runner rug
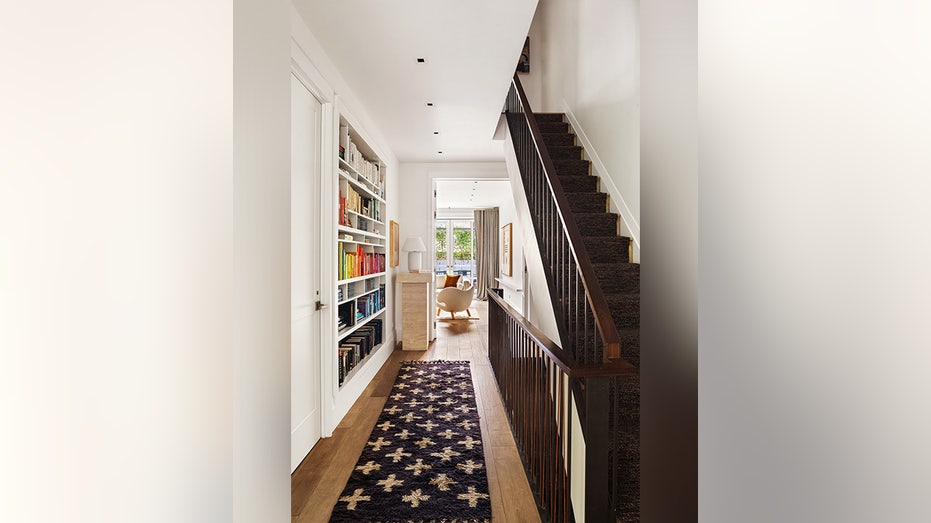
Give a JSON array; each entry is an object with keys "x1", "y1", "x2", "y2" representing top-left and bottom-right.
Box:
[{"x1": 330, "y1": 360, "x2": 491, "y2": 523}]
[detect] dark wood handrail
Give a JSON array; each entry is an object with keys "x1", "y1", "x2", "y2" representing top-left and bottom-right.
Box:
[
  {"x1": 488, "y1": 292, "x2": 635, "y2": 378},
  {"x1": 507, "y1": 74, "x2": 624, "y2": 363}
]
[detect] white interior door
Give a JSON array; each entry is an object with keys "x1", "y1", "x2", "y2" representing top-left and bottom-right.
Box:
[{"x1": 291, "y1": 73, "x2": 323, "y2": 472}]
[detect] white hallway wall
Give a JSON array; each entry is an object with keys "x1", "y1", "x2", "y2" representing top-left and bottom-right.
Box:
[
  {"x1": 1, "y1": 0, "x2": 292, "y2": 520},
  {"x1": 523, "y1": 0, "x2": 641, "y2": 259}
]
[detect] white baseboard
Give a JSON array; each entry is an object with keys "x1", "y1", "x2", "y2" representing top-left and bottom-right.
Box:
[{"x1": 560, "y1": 101, "x2": 640, "y2": 250}]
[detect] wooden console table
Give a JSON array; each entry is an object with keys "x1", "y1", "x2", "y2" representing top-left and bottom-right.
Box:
[{"x1": 397, "y1": 272, "x2": 433, "y2": 351}]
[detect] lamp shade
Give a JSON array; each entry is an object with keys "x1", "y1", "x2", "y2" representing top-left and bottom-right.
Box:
[{"x1": 402, "y1": 237, "x2": 427, "y2": 252}]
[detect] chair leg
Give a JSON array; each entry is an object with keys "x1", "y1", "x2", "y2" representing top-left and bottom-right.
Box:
[
  {"x1": 466, "y1": 309, "x2": 471, "y2": 317},
  {"x1": 437, "y1": 308, "x2": 441, "y2": 316},
  {"x1": 451, "y1": 311, "x2": 456, "y2": 319}
]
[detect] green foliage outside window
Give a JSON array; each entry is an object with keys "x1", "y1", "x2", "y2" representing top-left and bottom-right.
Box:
[
  {"x1": 435, "y1": 227, "x2": 447, "y2": 261},
  {"x1": 453, "y1": 227, "x2": 473, "y2": 261}
]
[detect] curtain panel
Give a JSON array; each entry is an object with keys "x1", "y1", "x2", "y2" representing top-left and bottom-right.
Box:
[{"x1": 473, "y1": 207, "x2": 499, "y2": 300}]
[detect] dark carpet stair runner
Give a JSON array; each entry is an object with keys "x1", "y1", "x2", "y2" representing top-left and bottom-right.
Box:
[{"x1": 537, "y1": 112, "x2": 640, "y2": 521}]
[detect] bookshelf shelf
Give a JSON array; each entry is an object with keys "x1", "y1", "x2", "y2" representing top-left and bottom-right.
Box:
[
  {"x1": 337, "y1": 225, "x2": 386, "y2": 240},
  {"x1": 337, "y1": 238, "x2": 382, "y2": 247},
  {"x1": 337, "y1": 285, "x2": 382, "y2": 306},
  {"x1": 337, "y1": 307, "x2": 386, "y2": 341},
  {"x1": 337, "y1": 271, "x2": 386, "y2": 285},
  {"x1": 346, "y1": 209, "x2": 384, "y2": 226},
  {"x1": 340, "y1": 159, "x2": 386, "y2": 200}
]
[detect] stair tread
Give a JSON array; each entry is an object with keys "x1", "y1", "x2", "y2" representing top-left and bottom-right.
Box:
[
  {"x1": 541, "y1": 133, "x2": 576, "y2": 146},
  {"x1": 574, "y1": 212, "x2": 619, "y2": 219},
  {"x1": 534, "y1": 112, "x2": 566, "y2": 122},
  {"x1": 565, "y1": 192, "x2": 608, "y2": 213}
]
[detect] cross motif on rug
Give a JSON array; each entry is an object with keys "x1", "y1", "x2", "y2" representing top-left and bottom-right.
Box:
[
  {"x1": 394, "y1": 429, "x2": 412, "y2": 440},
  {"x1": 404, "y1": 458, "x2": 432, "y2": 476},
  {"x1": 456, "y1": 436, "x2": 481, "y2": 449},
  {"x1": 429, "y1": 446, "x2": 462, "y2": 463},
  {"x1": 354, "y1": 461, "x2": 381, "y2": 475},
  {"x1": 389, "y1": 393, "x2": 406, "y2": 401},
  {"x1": 377, "y1": 421, "x2": 395, "y2": 431},
  {"x1": 457, "y1": 486, "x2": 490, "y2": 508},
  {"x1": 429, "y1": 473, "x2": 458, "y2": 491},
  {"x1": 376, "y1": 474, "x2": 404, "y2": 493},
  {"x1": 401, "y1": 488, "x2": 430, "y2": 508},
  {"x1": 413, "y1": 437, "x2": 434, "y2": 449},
  {"x1": 399, "y1": 412, "x2": 422, "y2": 423},
  {"x1": 422, "y1": 405, "x2": 438, "y2": 414},
  {"x1": 457, "y1": 459, "x2": 483, "y2": 474},
  {"x1": 436, "y1": 429, "x2": 458, "y2": 439},
  {"x1": 457, "y1": 420, "x2": 476, "y2": 430},
  {"x1": 417, "y1": 420, "x2": 438, "y2": 431},
  {"x1": 339, "y1": 488, "x2": 370, "y2": 510},
  {"x1": 437, "y1": 412, "x2": 457, "y2": 422},
  {"x1": 367, "y1": 437, "x2": 391, "y2": 451},
  {"x1": 385, "y1": 447, "x2": 412, "y2": 463}
]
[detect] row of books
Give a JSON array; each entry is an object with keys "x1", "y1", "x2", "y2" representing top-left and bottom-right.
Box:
[
  {"x1": 337, "y1": 285, "x2": 385, "y2": 330},
  {"x1": 338, "y1": 183, "x2": 381, "y2": 225},
  {"x1": 344, "y1": 141, "x2": 383, "y2": 191},
  {"x1": 338, "y1": 319, "x2": 384, "y2": 386},
  {"x1": 338, "y1": 244, "x2": 386, "y2": 280},
  {"x1": 355, "y1": 286, "x2": 385, "y2": 321}
]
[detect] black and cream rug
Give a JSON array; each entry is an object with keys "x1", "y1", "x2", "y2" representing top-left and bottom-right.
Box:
[{"x1": 330, "y1": 360, "x2": 491, "y2": 523}]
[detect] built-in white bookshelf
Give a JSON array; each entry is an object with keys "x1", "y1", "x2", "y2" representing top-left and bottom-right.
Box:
[{"x1": 335, "y1": 116, "x2": 388, "y2": 394}]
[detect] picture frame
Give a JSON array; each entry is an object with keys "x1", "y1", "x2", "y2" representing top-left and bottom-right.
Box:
[
  {"x1": 516, "y1": 37, "x2": 530, "y2": 74},
  {"x1": 389, "y1": 220, "x2": 400, "y2": 267},
  {"x1": 500, "y1": 223, "x2": 512, "y2": 276}
]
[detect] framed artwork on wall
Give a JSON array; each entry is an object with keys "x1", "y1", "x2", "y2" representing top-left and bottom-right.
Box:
[
  {"x1": 500, "y1": 223, "x2": 512, "y2": 276},
  {"x1": 516, "y1": 37, "x2": 530, "y2": 74},
  {"x1": 390, "y1": 220, "x2": 400, "y2": 267}
]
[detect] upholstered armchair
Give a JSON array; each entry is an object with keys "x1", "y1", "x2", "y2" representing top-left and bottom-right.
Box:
[{"x1": 436, "y1": 279, "x2": 476, "y2": 318}]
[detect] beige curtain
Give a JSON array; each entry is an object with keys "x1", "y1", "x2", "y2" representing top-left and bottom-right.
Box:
[{"x1": 474, "y1": 207, "x2": 499, "y2": 300}]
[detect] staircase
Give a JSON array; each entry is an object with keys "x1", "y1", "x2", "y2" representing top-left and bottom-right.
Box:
[
  {"x1": 535, "y1": 113, "x2": 640, "y2": 521},
  {"x1": 536, "y1": 114, "x2": 640, "y2": 369}
]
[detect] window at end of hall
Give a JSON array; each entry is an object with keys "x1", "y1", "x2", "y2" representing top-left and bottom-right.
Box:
[{"x1": 435, "y1": 220, "x2": 475, "y2": 282}]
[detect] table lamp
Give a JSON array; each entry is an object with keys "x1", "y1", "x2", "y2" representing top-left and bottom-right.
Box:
[{"x1": 402, "y1": 237, "x2": 427, "y2": 273}]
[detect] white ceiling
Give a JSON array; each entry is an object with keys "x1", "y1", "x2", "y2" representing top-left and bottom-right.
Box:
[
  {"x1": 436, "y1": 180, "x2": 511, "y2": 209},
  {"x1": 293, "y1": 0, "x2": 538, "y2": 162}
]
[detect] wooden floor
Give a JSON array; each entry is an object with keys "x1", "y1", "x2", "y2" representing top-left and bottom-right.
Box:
[{"x1": 292, "y1": 300, "x2": 541, "y2": 523}]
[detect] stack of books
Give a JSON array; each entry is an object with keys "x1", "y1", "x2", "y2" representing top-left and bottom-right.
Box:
[{"x1": 337, "y1": 319, "x2": 383, "y2": 386}]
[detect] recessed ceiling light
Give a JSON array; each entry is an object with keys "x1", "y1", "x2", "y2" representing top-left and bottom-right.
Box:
[
  {"x1": 433, "y1": 131, "x2": 439, "y2": 135},
  {"x1": 438, "y1": 151, "x2": 443, "y2": 154},
  {"x1": 426, "y1": 102, "x2": 434, "y2": 107},
  {"x1": 417, "y1": 58, "x2": 425, "y2": 63}
]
